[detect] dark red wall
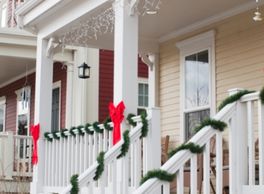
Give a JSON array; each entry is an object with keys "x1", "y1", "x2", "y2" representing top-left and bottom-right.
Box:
[
  {"x1": 0, "y1": 62, "x2": 67, "y2": 133},
  {"x1": 98, "y1": 50, "x2": 148, "y2": 122}
]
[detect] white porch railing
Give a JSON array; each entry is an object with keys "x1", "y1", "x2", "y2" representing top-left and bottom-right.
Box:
[
  {"x1": 0, "y1": 132, "x2": 33, "y2": 179},
  {"x1": 0, "y1": 0, "x2": 25, "y2": 28},
  {"x1": 47, "y1": 108, "x2": 160, "y2": 194},
  {"x1": 135, "y1": 91, "x2": 263, "y2": 194}
]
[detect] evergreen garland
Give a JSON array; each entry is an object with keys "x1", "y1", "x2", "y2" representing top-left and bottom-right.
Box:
[
  {"x1": 61, "y1": 129, "x2": 68, "y2": 138},
  {"x1": 140, "y1": 111, "x2": 149, "y2": 138},
  {"x1": 140, "y1": 169, "x2": 175, "y2": 185},
  {"x1": 218, "y1": 90, "x2": 255, "y2": 111},
  {"x1": 94, "y1": 152, "x2": 105, "y2": 181},
  {"x1": 70, "y1": 174, "x2": 79, "y2": 194},
  {"x1": 52, "y1": 131, "x2": 60, "y2": 140},
  {"x1": 44, "y1": 132, "x2": 53, "y2": 142},
  {"x1": 168, "y1": 142, "x2": 204, "y2": 158},
  {"x1": 70, "y1": 127, "x2": 77, "y2": 137},
  {"x1": 127, "y1": 113, "x2": 137, "y2": 127},
  {"x1": 260, "y1": 87, "x2": 264, "y2": 105},
  {"x1": 194, "y1": 118, "x2": 227, "y2": 133},
  {"x1": 103, "y1": 117, "x2": 113, "y2": 131},
  {"x1": 93, "y1": 122, "x2": 103, "y2": 134},
  {"x1": 77, "y1": 125, "x2": 85, "y2": 136},
  {"x1": 117, "y1": 130, "x2": 130, "y2": 159},
  {"x1": 84, "y1": 123, "x2": 94, "y2": 135}
]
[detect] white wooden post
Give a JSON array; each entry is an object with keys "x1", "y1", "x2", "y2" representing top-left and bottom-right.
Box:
[
  {"x1": 30, "y1": 37, "x2": 54, "y2": 194},
  {"x1": 145, "y1": 108, "x2": 161, "y2": 171},
  {"x1": 113, "y1": 0, "x2": 138, "y2": 114},
  {"x1": 228, "y1": 89, "x2": 248, "y2": 194},
  {"x1": 0, "y1": 132, "x2": 14, "y2": 180},
  {"x1": 113, "y1": 0, "x2": 139, "y2": 193}
]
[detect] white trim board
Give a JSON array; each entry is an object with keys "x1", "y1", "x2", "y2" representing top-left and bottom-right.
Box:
[{"x1": 159, "y1": 1, "x2": 264, "y2": 43}]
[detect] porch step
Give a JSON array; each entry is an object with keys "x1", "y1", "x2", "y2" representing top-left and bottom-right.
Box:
[
  {"x1": 0, "y1": 177, "x2": 31, "y2": 193},
  {"x1": 242, "y1": 185, "x2": 264, "y2": 194}
]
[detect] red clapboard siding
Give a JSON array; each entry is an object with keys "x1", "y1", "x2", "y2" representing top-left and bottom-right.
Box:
[
  {"x1": 0, "y1": 62, "x2": 67, "y2": 133},
  {"x1": 98, "y1": 50, "x2": 148, "y2": 122}
]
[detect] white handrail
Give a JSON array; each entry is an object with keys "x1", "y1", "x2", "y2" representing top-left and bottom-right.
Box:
[{"x1": 134, "y1": 101, "x2": 237, "y2": 194}]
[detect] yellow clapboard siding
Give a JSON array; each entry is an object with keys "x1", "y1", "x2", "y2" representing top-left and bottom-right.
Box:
[{"x1": 159, "y1": 7, "x2": 264, "y2": 147}]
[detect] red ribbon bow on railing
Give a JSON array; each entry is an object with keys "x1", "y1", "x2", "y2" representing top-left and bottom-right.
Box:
[
  {"x1": 30, "y1": 124, "x2": 40, "y2": 165},
  {"x1": 109, "y1": 101, "x2": 125, "y2": 145}
]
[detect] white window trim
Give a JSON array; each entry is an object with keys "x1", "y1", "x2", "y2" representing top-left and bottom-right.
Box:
[
  {"x1": 176, "y1": 30, "x2": 216, "y2": 142},
  {"x1": 52, "y1": 80, "x2": 62, "y2": 131},
  {"x1": 0, "y1": 96, "x2": 6, "y2": 132},
  {"x1": 138, "y1": 78, "x2": 149, "y2": 109},
  {"x1": 15, "y1": 87, "x2": 31, "y2": 136}
]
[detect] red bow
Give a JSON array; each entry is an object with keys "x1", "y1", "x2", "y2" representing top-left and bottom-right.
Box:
[
  {"x1": 30, "y1": 124, "x2": 40, "y2": 165},
  {"x1": 109, "y1": 101, "x2": 125, "y2": 145}
]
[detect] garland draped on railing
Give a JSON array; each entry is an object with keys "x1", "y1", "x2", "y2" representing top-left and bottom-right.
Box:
[
  {"x1": 140, "y1": 169, "x2": 176, "y2": 185},
  {"x1": 140, "y1": 89, "x2": 261, "y2": 185},
  {"x1": 67, "y1": 111, "x2": 149, "y2": 191},
  {"x1": 194, "y1": 118, "x2": 227, "y2": 133},
  {"x1": 70, "y1": 174, "x2": 79, "y2": 194},
  {"x1": 218, "y1": 90, "x2": 255, "y2": 110}
]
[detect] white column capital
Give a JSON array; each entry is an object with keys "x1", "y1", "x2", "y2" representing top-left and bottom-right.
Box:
[{"x1": 113, "y1": 0, "x2": 140, "y2": 16}]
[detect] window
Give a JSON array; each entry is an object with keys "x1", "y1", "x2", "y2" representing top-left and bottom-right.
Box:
[
  {"x1": 0, "y1": 97, "x2": 6, "y2": 132},
  {"x1": 138, "y1": 80, "x2": 149, "y2": 115},
  {"x1": 177, "y1": 31, "x2": 215, "y2": 141},
  {"x1": 16, "y1": 87, "x2": 31, "y2": 136},
  {"x1": 51, "y1": 81, "x2": 61, "y2": 132}
]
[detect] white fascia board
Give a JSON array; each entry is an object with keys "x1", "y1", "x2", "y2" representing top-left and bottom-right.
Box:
[{"x1": 159, "y1": 1, "x2": 264, "y2": 43}]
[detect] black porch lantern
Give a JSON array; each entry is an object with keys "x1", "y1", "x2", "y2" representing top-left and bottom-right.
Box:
[{"x1": 78, "y1": 62, "x2": 91, "y2": 79}]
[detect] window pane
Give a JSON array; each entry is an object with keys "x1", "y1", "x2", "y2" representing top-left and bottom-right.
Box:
[
  {"x1": 139, "y1": 84, "x2": 144, "y2": 94},
  {"x1": 18, "y1": 114, "x2": 28, "y2": 135},
  {"x1": 138, "y1": 83, "x2": 149, "y2": 108},
  {"x1": 185, "y1": 109, "x2": 210, "y2": 140},
  {"x1": 0, "y1": 105, "x2": 4, "y2": 132},
  {"x1": 185, "y1": 50, "x2": 209, "y2": 109},
  {"x1": 138, "y1": 95, "x2": 144, "y2": 107},
  {"x1": 52, "y1": 88, "x2": 60, "y2": 132}
]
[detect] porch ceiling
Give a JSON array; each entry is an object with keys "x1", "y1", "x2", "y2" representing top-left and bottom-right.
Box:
[
  {"x1": 0, "y1": 56, "x2": 35, "y2": 87},
  {"x1": 18, "y1": 0, "x2": 259, "y2": 52}
]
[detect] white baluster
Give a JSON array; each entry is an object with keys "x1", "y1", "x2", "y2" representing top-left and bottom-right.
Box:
[
  {"x1": 162, "y1": 183, "x2": 170, "y2": 194},
  {"x1": 190, "y1": 155, "x2": 197, "y2": 194},
  {"x1": 203, "y1": 142, "x2": 210, "y2": 194},
  {"x1": 216, "y1": 132, "x2": 223, "y2": 194},
  {"x1": 258, "y1": 100, "x2": 264, "y2": 184},
  {"x1": 247, "y1": 101, "x2": 255, "y2": 185},
  {"x1": 177, "y1": 167, "x2": 184, "y2": 194}
]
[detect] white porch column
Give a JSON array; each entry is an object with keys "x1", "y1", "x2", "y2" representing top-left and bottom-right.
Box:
[
  {"x1": 31, "y1": 37, "x2": 53, "y2": 194},
  {"x1": 113, "y1": 1, "x2": 138, "y2": 193},
  {"x1": 113, "y1": 0, "x2": 138, "y2": 114}
]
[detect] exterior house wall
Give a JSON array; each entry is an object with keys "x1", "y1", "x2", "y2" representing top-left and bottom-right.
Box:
[
  {"x1": 99, "y1": 50, "x2": 148, "y2": 122},
  {"x1": 159, "y1": 9, "x2": 264, "y2": 147},
  {"x1": 0, "y1": 62, "x2": 67, "y2": 133}
]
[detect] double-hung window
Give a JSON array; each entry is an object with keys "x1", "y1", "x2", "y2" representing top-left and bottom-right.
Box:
[
  {"x1": 177, "y1": 31, "x2": 216, "y2": 141},
  {"x1": 138, "y1": 79, "x2": 149, "y2": 115}
]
